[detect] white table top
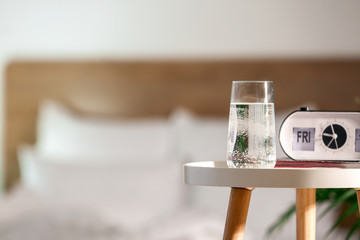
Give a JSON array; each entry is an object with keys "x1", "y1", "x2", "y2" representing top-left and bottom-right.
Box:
[{"x1": 184, "y1": 159, "x2": 360, "y2": 188}]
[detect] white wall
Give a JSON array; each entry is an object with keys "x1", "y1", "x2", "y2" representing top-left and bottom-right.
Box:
[{"x1": 2, "y1": 0, "x2": 360, "y2": 59}]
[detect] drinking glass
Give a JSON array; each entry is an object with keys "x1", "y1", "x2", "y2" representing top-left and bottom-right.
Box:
[{"x1": 226, "y1": 81, "x2": 276, "y2": 168}]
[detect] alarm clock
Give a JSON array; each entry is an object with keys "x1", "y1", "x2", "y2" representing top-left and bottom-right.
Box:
[{"x1": 279, "y1": 108, "x2": 360, "y2": 160}]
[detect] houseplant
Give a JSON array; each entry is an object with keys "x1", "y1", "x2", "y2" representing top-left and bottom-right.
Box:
[{"x1": 267, "y1": 188, "x2": 360, "y2": 239}]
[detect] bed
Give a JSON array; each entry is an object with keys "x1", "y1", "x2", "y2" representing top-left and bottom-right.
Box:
[{"x1": 2, "y1": 60, "x2": 360, "y2": 240}]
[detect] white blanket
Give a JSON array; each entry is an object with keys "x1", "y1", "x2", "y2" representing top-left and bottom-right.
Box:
[{"x1": 0, "y1": 185, "x2": 225, "y2": 240}]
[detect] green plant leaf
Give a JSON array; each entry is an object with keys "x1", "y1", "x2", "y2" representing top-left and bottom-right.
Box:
[
  {"x1": 270, "y1": 188, "x2": 358, "y2": 239},
  {"x1": 318, "y1": 189, "x2": 356, "y2": 219},
  {"x1": 325, "y1": 201, "x2": 358, "y2": 238},
  {"x1": 316, "y1": 188, "x2": 355, "y2": 203},
  {"x1": 266, "y1": 204, "x2": 296, "y2": 236},
  {"x1": 345, "y1": 219, "x2": 360, "y2": 240},
  {"x1": 317, "y1": 189, "x2": 342, "y2": 202}
]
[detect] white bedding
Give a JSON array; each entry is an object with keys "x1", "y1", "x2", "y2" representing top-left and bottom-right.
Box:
[
  {"x1": 8, "y1": 100, "x2": 319, "y2": 239},
  {"x1": 0, "y1": 185, "x2": 224, "y2": 240}
]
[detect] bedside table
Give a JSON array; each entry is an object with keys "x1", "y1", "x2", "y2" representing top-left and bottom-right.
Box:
[{"x1": 184, "y1": 160, "x2": 360, "y2": 240}]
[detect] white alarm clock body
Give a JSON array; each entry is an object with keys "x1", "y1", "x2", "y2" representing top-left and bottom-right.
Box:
[{"x1": 279, "y1": 109, "x2": 360, "y2": 160}]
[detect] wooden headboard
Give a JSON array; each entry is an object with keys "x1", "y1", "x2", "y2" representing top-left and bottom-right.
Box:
[{"x1": 5, "y1": 60, "x2": 360, "y2": 189}]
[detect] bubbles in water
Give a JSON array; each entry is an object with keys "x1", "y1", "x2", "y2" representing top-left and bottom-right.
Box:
[{"x1": 227, "y1": 103, "x2": 276, "y2": 168}]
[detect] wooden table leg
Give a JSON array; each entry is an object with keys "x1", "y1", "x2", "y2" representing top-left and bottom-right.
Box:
[
  {"x1": 355, "y1": 188, "x2": 360, "y2": 215},
  {"x1": 223, "y1": 187, "x2": 254, "y2": 240},
  {"x1": 296, "y1": 188, "x2": 316, "y2": 240}
]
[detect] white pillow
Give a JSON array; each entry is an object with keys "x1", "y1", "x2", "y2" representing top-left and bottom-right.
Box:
[
  {"x1": 36, "y1": 100, "x2": 173, "y2": 162},
  {"x1": 18, "y1": 145, "x2": 183, "y2": 231},
  {"x1": 170, "y1": 108, "x2": 228, "y2": 163},
  {"x1": 170, "y1": 103, "x2": 319, "y2": 163}
]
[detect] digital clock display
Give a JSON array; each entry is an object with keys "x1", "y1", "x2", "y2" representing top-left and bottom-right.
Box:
[
  {"x1": 292, "y1": 128, "x2": 315, "y2": 151},
  {"x1": 356, "y1": 129, "x2": 360, "y2": 152}
]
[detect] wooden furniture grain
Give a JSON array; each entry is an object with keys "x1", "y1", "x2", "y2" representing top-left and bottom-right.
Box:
[
  {"x1": 184, "y1": 160, "x2": 360, "y2": 240},
  {"x1": 296, "y1": 189, "x2": 316, "y2": 240},
  {"x1": 5, "y1": 60, "x2": 360, "y2": 189},
  {"x1": 355, "y1": 188, "x2": 360, "y2": 215},
  {"x1": 223, "y1": 188, "x2": 254, "y2": 240}
]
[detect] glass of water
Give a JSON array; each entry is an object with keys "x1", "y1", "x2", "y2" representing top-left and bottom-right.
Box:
[{"x1": 226, "y1": 81, "x2": 276, "y2": 168}]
